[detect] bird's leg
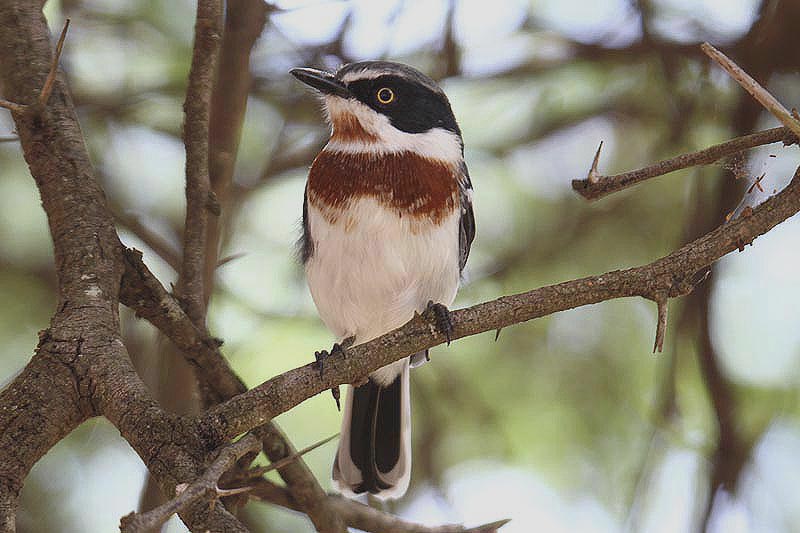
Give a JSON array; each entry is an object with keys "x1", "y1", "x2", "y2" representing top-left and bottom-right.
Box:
[
  {"x1": 425, "y1": 300, "x2": 454, "y2": 346},
  {"x1": 314, "y1": 336, "x2": 355, "y2": 411}
]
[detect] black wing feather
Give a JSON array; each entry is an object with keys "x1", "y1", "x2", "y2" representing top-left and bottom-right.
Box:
[
  {"x1": 458, "y1": 163, "x2": 475, "y2": 272},
  {"x1": 298, "y1": 187, "x2": 314, "y2": 264}
]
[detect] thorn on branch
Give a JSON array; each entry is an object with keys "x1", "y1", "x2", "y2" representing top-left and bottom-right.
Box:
[
  {"x1": 39, "y1": 19, "x2": 71, "y2": 106},
  {"x1": 652, "y1": 294, "x2": 668, "y2": 353},
  {"x1": 587, "y1": 141, "x2": 604, "y2": 184}
]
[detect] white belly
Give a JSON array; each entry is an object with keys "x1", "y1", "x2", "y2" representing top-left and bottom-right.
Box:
[{"x1": 305, "y1": 196, "x2": 460, "y2": 382}]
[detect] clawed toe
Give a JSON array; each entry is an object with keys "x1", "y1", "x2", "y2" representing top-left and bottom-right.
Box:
[
  {"x1": 316, "y1": 338, "x2": 353, "y2": 410},
  {"x1": 426, "y1": 300, "x2": 454, "y2": 345},
  {"x1": 314, "y1": 349, "x2": 329, "y2": 379}
]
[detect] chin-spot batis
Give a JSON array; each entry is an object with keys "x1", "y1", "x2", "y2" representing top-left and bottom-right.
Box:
[{"x1": 291, "y1": 61, "x2": 475, "y2": 500}]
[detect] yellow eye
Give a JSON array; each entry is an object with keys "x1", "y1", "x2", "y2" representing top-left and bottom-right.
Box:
[{"x1": 376, "y1": 87, "x2": 395, "y2": 104}]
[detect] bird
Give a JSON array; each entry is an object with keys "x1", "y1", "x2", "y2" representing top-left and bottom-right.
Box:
[{"x1": 290, "y1": 61, "x2": 475, "y2": 500}]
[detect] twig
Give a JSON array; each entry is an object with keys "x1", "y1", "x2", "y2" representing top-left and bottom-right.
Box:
[
  {"x1": 203, "y1": 166, "x2": 800, "y2": 440},
  {"x1": 204, "y1": 0, "x2": 268, "y2": 305},
  {"x1": 254, "y1": 433, "x2": 339, "y2": 475},
  {"x1": 39, "y1": 19, "x2": 70, "y2": 106},
  {"x1": 0, "y1": 99, "x2": 26, "y2": 114},
  {"x1": 572, "y1": 126, "x2": 793, "y2": 200},
  {"x1": 177, "y1": 0, "x2": 223, "y2": 326},
  {"x1": 0, "y1": 135, "x2": 18, "y2": 143},
  {"x1": 114, "y1": 211, "x2": 181, "y2": 272},
  {"x1": 652, "y1": 294, "x2": 668, "y2": 353},
  {"x1": 701, "y1": 42, "x2": 800, "y2": 141},
  {"x1": 249, "y1": 479, "x2": 511, "y2": 533},
  {"x1": 747, "y1": 172, "x2": 765, "y2": 194},
  {"x1": 120, "y1": 433, "x2": 262, "y2": 533},
  {"x1": 216, "y1": 251, "x2": 247, "y2": 268}
]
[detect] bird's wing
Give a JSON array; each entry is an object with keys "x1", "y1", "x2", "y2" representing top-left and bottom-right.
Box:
[
  {"x1": 458, "y1": 162, "x2": 475, "y2": 273},
  {"x1": 298, "y1": 186, "x2": 314, "y2": 264}
]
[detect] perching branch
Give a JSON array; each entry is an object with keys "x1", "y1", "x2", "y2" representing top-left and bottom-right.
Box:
[
  {"x1": 201, "y1": 165, "x2": 800, "y2": 440},
  {"x1": 121, "y1": 434, "x2": 262, "y2": 533},
  {"x1": 121, "y1": 248, "x2": 349, "y2": 533},
  {"x1": 249, "y1": 479, "x2": 511, "y2": 533},
  {"x1": 571, "y1": 126, "x2": 796, "y2": 200}
]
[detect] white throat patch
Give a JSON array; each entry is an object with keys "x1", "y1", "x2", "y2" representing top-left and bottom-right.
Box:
[{"x1": 322, "y1": 95, "x2": 463, "y2": 162}]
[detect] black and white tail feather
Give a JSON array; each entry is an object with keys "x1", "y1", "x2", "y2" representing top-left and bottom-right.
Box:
[{"x1": 333, "y1": 359, "x2": 412, "y2": 499}]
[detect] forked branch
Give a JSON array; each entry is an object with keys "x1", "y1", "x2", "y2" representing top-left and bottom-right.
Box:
[{"x1": 121, "y1": 434, "x2": 262, "y2": 533}]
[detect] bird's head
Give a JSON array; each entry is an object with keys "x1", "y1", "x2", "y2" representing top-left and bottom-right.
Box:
[{"x1": 290, "y1": 61, "x2": 463, "y2": 161}]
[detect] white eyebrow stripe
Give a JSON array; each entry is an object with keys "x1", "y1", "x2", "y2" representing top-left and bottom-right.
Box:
[{"x1": 340, "y1": 69, "x2": 396, "y2": 83}]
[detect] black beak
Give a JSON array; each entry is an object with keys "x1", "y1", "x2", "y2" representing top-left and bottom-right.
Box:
[{"x1": 290, "y1": 67, "x2": 350, "y2": 98}]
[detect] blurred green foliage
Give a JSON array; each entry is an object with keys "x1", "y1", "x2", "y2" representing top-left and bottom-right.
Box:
[{"x1": 3, "y1": 1, "x2": 800, "y2": 532}]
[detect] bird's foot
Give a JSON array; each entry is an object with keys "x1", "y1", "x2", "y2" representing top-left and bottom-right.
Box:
[
  {"x1": 425, "y1": 301, "x2": 454, "y2": 346},
  {"x1": 314, "y1": 337, "x2": 353, "y2": 377},
  {"x1": 314, "y1": 337, "x2": 354, "y2": 411}
]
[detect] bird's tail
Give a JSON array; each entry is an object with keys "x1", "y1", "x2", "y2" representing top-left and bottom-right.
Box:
[{"x1": 333, "y1": 358, "x2": 411, "y2": 500}]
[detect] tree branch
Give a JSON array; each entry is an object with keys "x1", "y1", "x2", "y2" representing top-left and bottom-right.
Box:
[
  {"x1": 572, "y1": 126, "x2": 797, "y2": 200},
  {"x1": 121, "y1": 248, "x2": 245, "y2": 401},
  {"x1": 203, "y1": 166, "x2": 800, "y2": 439},
  {"x1": 204, "y1": 0, "x2": 268, "y2": 306},
  {"x1": 177, "y1": 0, "x2": 223, "y2": 325},
  {"x1": 121, "y1": 249, "x2": 349, "y2": 532},
  {"x1": 702, "y1": 42, "x2": 800, "y2": 141},
  {"x1": 114, "y1": 209, "x2": 181, "y2": 272},
  {"x1": 121, "y1": 434, "x2": 262, "y2": 533},
  {"x1": 0, "y1": 343, "x2": 89, "y2": 533},
  {"x1": 248, "y1": 479, "x2": 510, "y2": 533},
  {"x1": 0, "y1": 4, "x2": 246, "y2": 531}
]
